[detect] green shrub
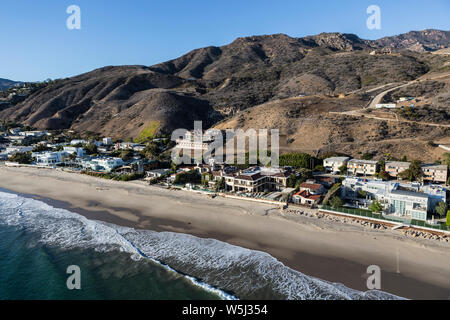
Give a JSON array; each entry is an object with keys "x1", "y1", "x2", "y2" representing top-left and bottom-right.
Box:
[
  {"x1": 10, "y1": 152, "x2": 32, "y2": 164},
  {"x1": 369, "y1": 200, "x2": 383, "y2": 213},
  {"x1": 329, "y1": 196, "x2": 343, "y2": 209},
  {"x1": 446, "y1": 211, "x2": 450, "y2": 227}
]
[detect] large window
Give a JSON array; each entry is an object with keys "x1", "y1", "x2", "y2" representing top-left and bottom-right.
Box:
[{"x1": 391, "y1": 199, "x2": 406, "y2": 215}]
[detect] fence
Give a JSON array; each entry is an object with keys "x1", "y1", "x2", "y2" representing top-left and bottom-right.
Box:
[
  {"x1": 321, "y1": 205, "x2": 387, "y2": 220},
  {"x1": 320, "y1": 205, "x2": 449, "y2": 231},
  {"x1": 410, "y1": 219, "x2": 449, "y2": 231}
]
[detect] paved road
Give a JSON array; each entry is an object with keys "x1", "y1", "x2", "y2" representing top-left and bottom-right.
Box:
[
  {"x1": 329, "y1": 71, "x2": 450, "y2": 128},
  {"x1": 367, "y1": 72, "x2": 450, "y2": 109},
  {"x1": 329, "y1": 110, "x2": 450, "y2": 128},
  {"x1": 367, "y1": 82, "x2": 411, "y2": 109}
]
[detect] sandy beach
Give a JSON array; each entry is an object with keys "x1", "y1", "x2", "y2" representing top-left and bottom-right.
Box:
[{"x1": 0, "y1": 165, "x2": 449, "y2": 299}]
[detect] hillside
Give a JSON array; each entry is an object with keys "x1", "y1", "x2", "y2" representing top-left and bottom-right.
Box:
[
  {"x1": 0, "y1": 78, "x2": 22, "y2": 91},
  {"x1": 214, "y1": 93, "x2": 450, "y2": 162},
  {"x1": 0, "y1": 29, "x2": 449, "y2": 160},
  {"x1": 0, "y1": 66, "x2": 220, "y2": 139}
]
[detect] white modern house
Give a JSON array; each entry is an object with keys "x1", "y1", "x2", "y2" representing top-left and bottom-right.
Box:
[
  {"x1": 387, "y1": 190, "x2": 429, "y2": 221},
  {"x1": 340, "y1": 177, "x2": 443, "y2": 221},
  {"x1": 323, "y1": 157, "x2": 350, "y2": 173},
  {"x1": 341, "y1": 177, "x2": 398, "y2": 203},
  {"x1": 33, "y1": 151, "x2": 69, "y2": 166},
  {"x1": 413, "y1": 183, "x2": 446, "y2": 210},
  {"x1": 82, "y1": 157, "x2": 124, "y2": 172},
  {"x1": 145, "y1": 168, "x2": 170, "y2": 179},
  {"x1": 63, "y1": 147, "x2": 85, "y2": 157}
]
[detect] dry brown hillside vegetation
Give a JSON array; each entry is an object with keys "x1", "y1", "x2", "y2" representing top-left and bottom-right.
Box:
[
  {"x1": 215, "y1": 91, "x2": 450, "y2": 162},
  {"x1": 0, "y1": 29, "x2": 449, "y2": 161}
]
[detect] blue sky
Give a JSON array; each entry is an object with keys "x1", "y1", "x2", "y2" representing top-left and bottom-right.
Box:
[{"x1": 1, "y1": 0, "x2": 449, "y2": 82}]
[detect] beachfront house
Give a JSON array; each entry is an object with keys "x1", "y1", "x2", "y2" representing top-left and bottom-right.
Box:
[
  {"x1": 347, "y1": 159, "x2": 378, "y2": 176},
  {"x1": 33, "y1": 151, "x2": 69, "y2": 166},
  {"x1": 323, "y1": 157, "x2": 350, "y2": 173},
  {"x1": 145, "y1": 168, "x2": 170, "y2": 180},
  {"x1": 340, "y1": 177, "x2": 444, "y2": 221},
  {"x1": 387, "y1": 190, "x2": 429, "y2": 221},
  {"x1": 299, "y1": 182, "x2": 325, "y2": 195},
  {"x1": 231, "y1": 171, "x2": 266, "y2": 193},
  {"x1": 82, "y1": 157, "x2": 124, "y2": 172},
  {"x1": 341, "y1": 177, "x2": 398, "y2": 204},
  {"x1": 223, "y1": 167, "x2": 290, "y2": 193},
  {"x1": 292, "y1": 190, "x2": 321, "y2": 207}
]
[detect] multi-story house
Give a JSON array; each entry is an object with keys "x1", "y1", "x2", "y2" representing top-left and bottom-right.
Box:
[
  {"x1": 232, "y1": 172, "x2": 267, "y2": 193},
  {"x1": 384, "y1": 161, "x2": 410, "y2": 178},
  {"x1": 323, "y1": 157, "x2": 350, "y2": 173},
  {"x1": 33, "y1": 151, "x2": 69, "y2": 166},
  {"x1": 420, "y1": 164, "x2": 448, "y2": 184},
  {"x1": 341, "y1": 177, "x2": 397, "y2": 203},
  {"x1": 175, "y1": 130, "x2": 218, "y2": 152},
  {"x1": 387, "y1": 190, "x2": 429, "y2": 221},
  {"x1": 82, "y1": 157, "x2": 124, "y2": 172},
  {"x1": 340, "y1": 177, "x2": 444, "y2": 221},
  {"x1": 220, "y1": 167, "x2": 290, "y2": 193},
  {"x1": 347, "y1": 159, "x2": 378, "y2": 176}
]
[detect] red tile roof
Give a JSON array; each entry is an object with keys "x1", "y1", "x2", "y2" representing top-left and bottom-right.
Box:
[
  {"x1": 299, "y1": 182, "x2": 322, "y2": 191},
  {"x1": 315, "y1": 176, "x2": 335, "y2": 183},
  {"x1": 293, "y1": 190, "x2": 321, "y2": 201}
]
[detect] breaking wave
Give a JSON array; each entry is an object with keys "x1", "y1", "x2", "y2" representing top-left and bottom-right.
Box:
[{"x1": 0, "y1": 191, "x2": 403, "y2": 300}]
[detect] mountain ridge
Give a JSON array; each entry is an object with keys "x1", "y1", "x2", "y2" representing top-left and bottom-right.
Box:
[
  {"x1": 0, "y1": 29, "x2": 449, "y2": 155},
  {"x1": 0, "y1": 78, "x2": 23, "y2": 91}
]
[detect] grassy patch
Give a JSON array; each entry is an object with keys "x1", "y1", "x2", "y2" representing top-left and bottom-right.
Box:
[{"x1": 134, "y1": 121, "x2": 160, "y2": 143}]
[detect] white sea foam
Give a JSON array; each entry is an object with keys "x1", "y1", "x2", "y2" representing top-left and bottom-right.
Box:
[{"x1": 0, "y1": 191, "x2": 403, "y2": 300}]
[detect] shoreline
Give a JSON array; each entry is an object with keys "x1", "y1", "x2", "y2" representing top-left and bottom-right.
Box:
[{"x1": 0, "y1": 165, "x2": 449, "y2": 299}]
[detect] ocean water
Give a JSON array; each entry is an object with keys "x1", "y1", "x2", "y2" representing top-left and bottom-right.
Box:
[{"x1": 0, "y1": 191, "x2": 402, "y2": 300}]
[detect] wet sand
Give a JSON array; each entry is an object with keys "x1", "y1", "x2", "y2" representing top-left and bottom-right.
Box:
[{"x1": 0, "y1": 165, "x2": 449, "y2": 299}]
